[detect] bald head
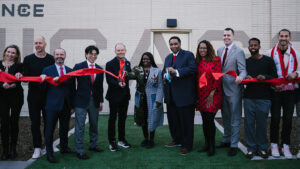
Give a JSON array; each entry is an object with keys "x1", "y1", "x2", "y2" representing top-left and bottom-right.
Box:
[
  {"x1": 34, "y1": 36, "x2": 47, "y2": 54},
  {"x1": 115, "y1": 43, "x2": 126, "y2": 60}
]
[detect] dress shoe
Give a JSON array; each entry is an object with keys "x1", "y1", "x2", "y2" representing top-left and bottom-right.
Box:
[
  {"x1": 165, "y1": 142, "x2": 181, "y2": 148},
  {"x1": 88, "y1": 146, "x2": 104, "y2": 152},
  {"x1": 146, "y1": 140, "x2": 154, "y2": 149},
  {"x1": 47, "y1": 154, "x2": 58, "y2": 163},
  {"x1": 77, "y1": 152, "x2": 89, "y2": 160},
  {"x1": 228, "y1": 147, "x2": 238, "y2": 156},
  {"x1": 179, "y1": 148, "x2": 190, "y2": 155},
  {"x1": 140, "y1": 139, "x2": 149, "y2": 147},
  {"x1": 216, "y1": 142, "x2": 230, "y2": 148},
  {"x1": 197, "y1": 144, "x2": 209, "y2": 153},
  {"x1": 60, "y1": 147, "x2": 76, "y2": 154}
]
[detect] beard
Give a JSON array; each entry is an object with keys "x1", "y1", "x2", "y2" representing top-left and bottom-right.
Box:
[
  {"x1": 55, "y1": 58, "x2": 64, "y2": 64},
  {"x1": 249, "y1": 49, "x2": 259, "y2": 55}
]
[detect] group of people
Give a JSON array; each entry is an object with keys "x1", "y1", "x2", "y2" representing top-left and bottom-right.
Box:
[{"x1": 0, "y1": 27, "x2": 300, "y2": 163}]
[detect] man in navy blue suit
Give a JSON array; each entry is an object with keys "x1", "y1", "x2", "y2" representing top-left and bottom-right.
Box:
[
  {"x1": 41, "y1": 48, "x2": 75, "y2": 163},
  {"x1": 163, "y1": 36, "x2": 197, "y2": 155},
  {"x1": 73, "y1": 45, "x2": 104, "y2": 160},
  {"x1": 105, "y1": 43, "x2": 131, "y2": 151}
]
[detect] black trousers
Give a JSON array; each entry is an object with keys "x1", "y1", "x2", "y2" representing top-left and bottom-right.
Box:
[
  {"x1": 0, "y1": 90, "x2": 23, "y2": 150},
  {"x1": 167, "y1": 101, "x2": 195, "y2": 151},
  {"x1": 45, "y1": 102, "x2": 71, "y2": 154},
  {"x1": 108, "y1": 100, "x2": 129, "y2": 142},
  {"x1": 200, "y1": 112, "x2": 216, "y2": 145},
  {"x1": 270, "y1": 90, "x2": 295, "y2": 145},
  {"x1": 27, "y1": 91, "x2": 46, "y2": 148}
]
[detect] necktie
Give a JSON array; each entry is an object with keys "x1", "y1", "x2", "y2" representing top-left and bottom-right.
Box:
[
  {"x1": 60, "y1": 66, "x2": 64, "y2": 76},
  {"x1": 90, "y1": 64, "x2": 95, "y2": 83},
  {"x1": 172, "y1": 55, "x2": 176, "y2": 64},
  {"x1": 222, "y1": 48, "x2": 228, "y2": 66}
]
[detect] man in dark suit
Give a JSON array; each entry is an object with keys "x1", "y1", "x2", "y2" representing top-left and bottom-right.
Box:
[
  {"x1": 73, "y1": 45, "x2": 104, "y2": 159},
  {"x1": 163, "y1": 36, "x2": 197, "y2": 155},
  {"x1": 41, "y1": 48, "x2": 75, "y2": 163},
  {"x1": 106, "y1": 43, "x2": 131, "y2": 151}
]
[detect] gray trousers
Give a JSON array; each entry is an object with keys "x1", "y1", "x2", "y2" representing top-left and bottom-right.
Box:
[
  {"x1": 74, "y1": 97, "x2": 99, "y2": 153},
  {"x1": 221, "y1": 93, "x2": 242, "y2": 148}
]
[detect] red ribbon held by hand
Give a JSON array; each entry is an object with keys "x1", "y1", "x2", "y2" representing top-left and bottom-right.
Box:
[{"x1": 118, "y1": 59, "x2": 125, "y2": 83}]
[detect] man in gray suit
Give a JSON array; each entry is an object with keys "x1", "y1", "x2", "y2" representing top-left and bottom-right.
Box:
[{"x1": 216, "y1": 28, "x2": 247, "y2": 156}]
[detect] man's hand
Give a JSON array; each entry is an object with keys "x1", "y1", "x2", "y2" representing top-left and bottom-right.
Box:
[
  {"x1": 271, "y1": 84, "x2": 284, "y2": 92},
  {"x1": 118, "y1": 82, "x2": 126, "y2": 88},
  {"x1": 256, "y1": 75, "x2": 266, "y2": 81},
  {"x1": 99, "y1": 103, "x2": 103, "y2": 112},
  {"x1": 40, "y1": 74, "x2": 46, "y2": 82},
  {"x1": 2, "y1": 82, "x2": 10, "y2": 89},
  {"x1": 53, "y1": 77, "x2": 59, "y2": 82},
  {"x1": 155, "y1": 101, "x2": 161, "y2": 108},
  {"x1": 167, "y1": 67, "x2": 177, "y2": 74},
  {"x1": 70, "y1": 109, "x2": 75, "y2": 113},
  {"x1": 15, "y1": 72, "x2": 23, "y2": 79},
  {"x1": 286, "y1": 72, "x2": 298, "y2": 81},
  {"x1": 235, "y1": 76, "x2": 243, "y2": 84},
  {"x1": 245, "y1": 75, "x2": 253, "y2": 79}
]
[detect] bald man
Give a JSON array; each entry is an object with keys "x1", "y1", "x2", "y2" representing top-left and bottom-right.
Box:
[{"x1": 23, "y1": 36, "x2": 55, "y2": 159}]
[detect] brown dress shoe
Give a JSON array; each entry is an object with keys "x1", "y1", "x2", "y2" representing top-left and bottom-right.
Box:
[
  {"x1": 165, "y1": 142, "x2": 181, "y2": 147},
  {"x1": 179, "y1": 148, "x2": 190, "y2": 155}
]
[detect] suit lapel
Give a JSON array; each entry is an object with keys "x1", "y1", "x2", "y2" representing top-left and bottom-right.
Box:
[
  {"x1": 172, "y1": 49, "x2": 183, "y2": 67},
  {"x1": 52, "y1": 65, "x2": 59, "y2": 77},
  {"x1": 224, "y1": 44, "x2": 236, "y2": 66}
]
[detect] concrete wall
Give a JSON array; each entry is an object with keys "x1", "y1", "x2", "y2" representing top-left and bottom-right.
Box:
[{"x1": 0, "y1": 0, "x2": 300, "y2": 115}]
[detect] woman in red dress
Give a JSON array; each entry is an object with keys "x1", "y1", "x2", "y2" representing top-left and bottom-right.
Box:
[{"x1": 196, "y1": 40, "x2": 222, "y2": 156}]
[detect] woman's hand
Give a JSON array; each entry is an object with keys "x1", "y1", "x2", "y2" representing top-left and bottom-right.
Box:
[
  {"x1": 206, "y1": 90, "x2": 215, "y2": 108},
  {"x1": 15, "y1": 72, "x2": 23, "y2": 79}
]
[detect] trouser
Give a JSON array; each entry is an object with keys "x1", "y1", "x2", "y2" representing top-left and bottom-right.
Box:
[
  {"x1": 27, "y1": 91, "x2": 45, "y2": 148},
  {"x1": 74, "y1": 97, "x2": 99, "y2": 153},
  {"x1": 108, "y1": 100, "x2": 129, "y2": 142},
  {"x1": 270, "y1": 91, "x2": 294, "y2": 145},
  {"x1": 45, "y1": 102, "x2": 71, "y2": 154},
  {"x1": 200, "y1": 111, "x2": 216, "y2": 148},
  {"x1": 244, "y1": 99, "x2": 270, "y2": 152}
]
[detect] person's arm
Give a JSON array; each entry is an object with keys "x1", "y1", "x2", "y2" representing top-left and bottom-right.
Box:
[
  {"x1": 236, "y1": 50, "x2": 247, "y2": 83},
  {"x1": 155, "y1": 69, "x2": 163, "y2": 107},
  {"x1": 172, "y1": 52, "x2": 197, "y2": 79},
  {"x1": 106, "y1": 63, "x2": 121, "y2": 87}
]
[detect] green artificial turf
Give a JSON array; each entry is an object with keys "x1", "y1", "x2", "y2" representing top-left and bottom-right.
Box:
[{"x1": 27, "y1": 115, "x2": 300, "y2": 169}]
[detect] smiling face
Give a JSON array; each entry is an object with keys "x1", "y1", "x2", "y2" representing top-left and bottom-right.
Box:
[
  {"x1": 115, "y1": 44, "x2": 126, "y2": 60},
  {"x1": 278, "y1": 30, "x2": 291, "y2": 48},
  {"x1": 54, "y1": 49, "x2": 66, "y2": 65},
  {"x1": 198, "y1": 43, "x2": 208, "y2": 58},
  {"x1": 248, "y1": 40, "x2": 260, "y2": 55},
  {"x1": 85, "y1": 49, "x2": 98, "y2": 63},
  {"x1": 169, "y1": 39, "x2": 181, "y2": 54},
  {"x1": 34, "y1": 36, "x2": 46, "y2": 53},
  {"x1": 4, "y1": 47, "x2": 17, "y2": 62},
  {"x1": 141, "y1": 54, "x2": 151, "y2": 68},
  {"x1": 223, "y1": 30, "x2": 234, "y2": 46}
]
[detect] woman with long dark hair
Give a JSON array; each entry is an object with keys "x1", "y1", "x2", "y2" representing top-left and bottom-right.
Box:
[
  {"x1": 0, "y1": 45, "x2": 24, "y2": 160},
  {"x1": 128, "y1": 52, "x2": 164, "y2": 148},
  {"x1": 195, "y1": 40, "x2": 222, "y2": 156}
]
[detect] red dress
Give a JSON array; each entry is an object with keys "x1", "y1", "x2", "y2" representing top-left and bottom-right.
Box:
[{"x1": 196, "y1": 56, "x2": 222, "y2": 113}]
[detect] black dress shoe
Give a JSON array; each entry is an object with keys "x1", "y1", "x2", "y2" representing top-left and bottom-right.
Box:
[
  {"x1": 140, "y1": 139, "x2": 149, "y2": 147},
  {"x1": 77, "y1": 153, "x2": 89, "y2": 160},
  {"x1": 216, "y1": 142, "x2": 230, "y2": 148},
  {"x1": 228, "y1": 148, "x2": 238, "y2": 156},
  {"x1": 88, "y1": 146, "x2": 104, "y2": 152},
  {"x1": 47, "y1": 154, "x2": 58, "y2": 163},
  {"x1": 146, "y1": 140, "x2": 154, "y2": 149},
  {"x1": 60, "y1": 147, "x2": 76, "y2": 154}
]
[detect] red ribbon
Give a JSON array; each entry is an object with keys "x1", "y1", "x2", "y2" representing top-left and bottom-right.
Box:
[
  {"x1": 0, "y1": 68, "x2": 118, "y2": 86},
  {"x1": 118, "y1": 59, "x2": 125, "y2": 83},
  {"x1": 199, "y1": 70, "x2": 300, "y2": 88}
]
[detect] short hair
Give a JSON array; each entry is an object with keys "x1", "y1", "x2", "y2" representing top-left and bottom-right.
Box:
[
  {"x1": 278, "y1": 28, "x2": 291, "y2": 36},
  {"x1": 85, "y1": 45, "x2": 99, "y2": 55},
  {"x1": 53, "y1": 48, "x2": 66, "y2": 55},
  {"x1": 169, "y1": 36, "x2": 181, "y2": 44},
  {"x1": 248, "y1": 37, "x2": 260, "y2": 45},
  {"x1": 2, "y1": 44, "x2": 21, "y2": 64},
  {"x1": 115, "y1": 43, "x2": 126, "y2": 50},
  {"x1": 224, "y1": 28, "x2": 235, "y2": 35}
]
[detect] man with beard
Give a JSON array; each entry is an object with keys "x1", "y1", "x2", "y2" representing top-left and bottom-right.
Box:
[
  {"x1": 163, "y1": 36, "x2": 197, "y2": 155},
  {"x1": 216, "y1": 28, "x2": 247, "y2": 156},
  {"x1": 23, "y1": 36, "x2": 55, "y2": 159},
  {"x1": 243, "y1": 38, "x2": 277, "y2": 159},
  {"x1": 41, "y1": 48, "x2": 75, "y2": 163},
  {"x1": 266, "y1": 29, "x2": 300, "y2": 159}
]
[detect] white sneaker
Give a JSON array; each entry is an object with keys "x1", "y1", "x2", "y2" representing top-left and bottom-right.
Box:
[
  {"x1": 296, "y1": 150, "x2": 300, "y2": 159},
  {"x1": 282, "y1": 144, "x2": 292, "y2": 159},
  {"x1": 271, "y1": 143, "x2": 280, "y2": 157},
  {"x1": 32, "y1": 148, "x2": 41, "y2": 159},
  {"x1": 53, "y1": 145, "x2": 59, "y2": 152}
]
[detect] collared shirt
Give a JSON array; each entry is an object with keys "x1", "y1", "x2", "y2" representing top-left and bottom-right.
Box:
[
  {"x1": 55, "y1": 64, "x2": 66, "y2": 77},
  {"x1": 86, "y1": 60, "x2": 96, "y2": 79},
  {"x1": 221, "y1": 43, "x2": 234, "y2": 61}
]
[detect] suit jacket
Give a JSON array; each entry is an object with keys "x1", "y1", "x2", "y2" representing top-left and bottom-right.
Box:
[
  {"x1": 162, "y1": 49, "x2": 197, "y2": 107},
  {"x1": 43, "y1": 64, "x2": 75, "y2": 111},
  {"x1": 73, "y1": 61, "x2": 104, "y2": 108},
  {"x1": 105, "y1": 57, "x2": 131, "y2": 103},
  {"x1": 217, "y1": 43, "x2": 247, "y2": 96}
]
